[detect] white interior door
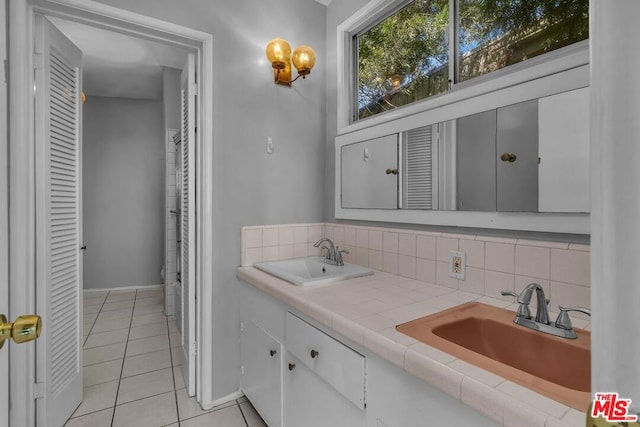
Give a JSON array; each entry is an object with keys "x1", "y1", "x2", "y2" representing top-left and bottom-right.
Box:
[
  {"x1": 181, "y1": 52, "x2": 197, "y2": 397},
  {"x1": 0, "y1": 0, "x2": 9, "y2": 424},
  {"x1": 34, "y1": 15, "x2": 83, "y2": 426}
]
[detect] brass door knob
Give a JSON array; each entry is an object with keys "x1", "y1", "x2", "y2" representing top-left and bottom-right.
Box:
[
  {"x1": 500, "y1": 152, "x2": 517, "y2": 162},
  {"x1": 385, "y1": 168, "x2": 399, "y2": 175},
  {"x1": 0, "y1": 314, "x2": 42, "y2": 349}
]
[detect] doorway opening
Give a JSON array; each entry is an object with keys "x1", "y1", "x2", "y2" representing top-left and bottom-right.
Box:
[{"x1": 7, "y1": 1, "x2": 214, "y2": 425}]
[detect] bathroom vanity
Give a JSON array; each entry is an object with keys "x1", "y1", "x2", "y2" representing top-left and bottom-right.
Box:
[
  {"x1": 238, "y1": 273, "x2": 496, "y2": 427},
  {"x1": 237, "y1": 265, "x2": 587, "y2": 427}
]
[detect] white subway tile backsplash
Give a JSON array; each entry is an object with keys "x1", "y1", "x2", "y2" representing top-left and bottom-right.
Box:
[
  {"x1": 383, "y1": 231, "x2": 399, "y2": 254},
  {"x1": 459, "y1": 239, "x2": 484, "y2": 269},
  {"x1": 278, "y1": 227, "x2": 294, "y2": 245},
  {"x1": 550, "y1": 249, "x2": 590, "y2": 286},
  {"x1": 416, "y1": 258, "x2": 436, "y2": 284},
  {"x1": 369, "y1": 230, "x2": 383, "y2": 251},
  {"x1": 485, "y1": 270, "x2": 515, "y2": 301},
  {"x1": 356, "y1": 229, "x2": 369, "y2": 248},
  {"x1": 369, "y1": 250, "x2": 383, "y2": 270},
  {"x1": 308, "y1": 225, "x2": 323, "y2": 243},
  {"x1": 262, "y1": 246, "x2": 278, "y2": 262},
  {"x1": 515, "y1": 245, "x2": 550, "y2": 279},
  {"x1": 240, "y1": 223, "x2": 590, "y2": 310},
  {"x1": 435, "y1": 261, "x2": 458, "y2": 289},
  {"x1": 436, "y1": 237, "x2": 458, "y2": 262},
  {"x1": 294, "y1": 243, "x2": 308, "y2": 258},
  {"x1": 355, "y1": 247, "x2": 369, "y2": 267},
  {"x1": 398, "y1": 255, "x2": 417, "y2": 279},
  {"x1": 383, "y1": 252, "x2": 399, "y2": 275},
  {"x1": 245, "y1": 228, "x2": 262, "y2": 248},
  {"x1": 485, "y1": 242, "x2": 515, "y2": 273},
  {"x1": 398, "y1": 233, "x2": 416, "y2": 257},
  {"x1": 344, "y1": 227, "x2": 356, "y2": 246},
  {"x1": 416, "y1": 235, "x2": 436, "y2": 260},
  {"x1": 263, "y1": 228, "x2": 279, "y2": 247},
  {"x1": 459, "y1": 266, "x2": 485, "y2": 296},
  {"x1": 278, "y1": 244, "x2": 294, "y2": 260},
  {"x1": 294, "y1": 226, "x2": 308, "y2": 244}
]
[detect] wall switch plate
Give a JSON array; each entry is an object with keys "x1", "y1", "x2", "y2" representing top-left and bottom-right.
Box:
[
  {"x1": 449, "y1": 250, "x2": 466, "y2": 280},
  {"x1": 267, "y1": 136, "x2": 274, "y2": 154}
]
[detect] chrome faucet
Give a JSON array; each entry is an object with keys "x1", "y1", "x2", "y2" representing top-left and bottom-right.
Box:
[
  {"x1": 313, "y1": 238, "x2": 349, "y2": 267},
  {"x1": 501, "y1": 283, "x2": 590, "y2": 339}
]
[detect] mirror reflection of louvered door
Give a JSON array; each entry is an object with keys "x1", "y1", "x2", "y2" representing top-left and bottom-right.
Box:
[
  {"x1": 34, "y1": 16, "x2": 83, "y2": 426},
  {"x1": 180, "y1": 52, "x2": 197, "y2": 397}
]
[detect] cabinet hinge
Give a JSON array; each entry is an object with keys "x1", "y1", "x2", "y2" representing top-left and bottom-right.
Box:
[
  {"x1": 33, "y1": 53, "x2": 44, "y2": 71},
  {"x1": 241, "y1": 365, "x2": 244, "y2": 375},
  {"x1": 240, "y1": 321, "x2": 244, "y2": 332},
  {"x1": 190, "y1": 342, "x2": 198, "y2": 357},
  {"x1": 33, "y1": 382, "x2": 45, "y2": 399},
  {"x1": 190, "y1": 83, "x2": 198, "y2": 96}
]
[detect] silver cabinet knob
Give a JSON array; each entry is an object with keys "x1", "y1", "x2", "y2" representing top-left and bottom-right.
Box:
[
  {"x1": 269, "y1": 349, "x2": 277, "y2": 357},
  {"x1": 288, "y1": 363, "x2": 295, "y2": 371},
  {"x1": 310, "y1": 349, "x2": 319, "y2": 359}
]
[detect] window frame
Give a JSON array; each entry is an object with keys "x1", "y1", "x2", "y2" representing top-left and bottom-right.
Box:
[
  {"x1": 334, "y1": 0, "x2": 591, "y2": 234},
  {"x1": 338, "y1": 0, "x2": 590, "y2": 134}
]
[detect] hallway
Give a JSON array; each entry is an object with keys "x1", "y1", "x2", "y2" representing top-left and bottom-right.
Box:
[{"x1": 65, "y1": 288, "x2": 265, "y2": 426}]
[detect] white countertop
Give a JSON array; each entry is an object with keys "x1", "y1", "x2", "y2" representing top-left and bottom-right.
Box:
[{"x1": 237, "y1": 266, "x2": 589, "y2": 427}]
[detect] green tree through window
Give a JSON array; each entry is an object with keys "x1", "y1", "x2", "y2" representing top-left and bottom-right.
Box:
[{"x1": 355, "y1": 0, "x2": 588, "y2": 120}]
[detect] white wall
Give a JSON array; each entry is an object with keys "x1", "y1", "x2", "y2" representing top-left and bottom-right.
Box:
[
  {"x1": 92, "y1": 0, "x2": 328, "y2": 400},
  {"x1": 83, "y1": 96, "x2": 165, "y2": 289}
]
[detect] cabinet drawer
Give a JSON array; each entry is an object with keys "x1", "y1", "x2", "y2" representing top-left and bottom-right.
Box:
[{"x1": 285, "y1": 312, "x2": 365, "y2": 409}]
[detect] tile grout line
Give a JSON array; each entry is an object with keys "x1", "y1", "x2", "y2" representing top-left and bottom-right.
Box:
[
  {"x1": 83, "y1": 293, "x2": 109, "y2": 347},
  {"x1": 167, "y1": 314, "x2": 181, "y2": 423},
  {"x1": 236, "y1": 400, "x2": 249, "y2": 427},
  {"x1": 109, "y1": 289, "x2": 138, "y2": 427}
]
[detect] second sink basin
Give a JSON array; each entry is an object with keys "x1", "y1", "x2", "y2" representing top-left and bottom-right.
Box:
[
  {"x1": 396, "y1": 302, "x2": 590, "y2": 410},
  {"x1": 254, "y1": 256, "x2": 373, "y2": 286}
]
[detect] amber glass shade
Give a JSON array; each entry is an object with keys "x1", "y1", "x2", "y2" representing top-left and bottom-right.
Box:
[
  {"x1": 265, "y1": 38, "x2": 291, "y2": 70},
  {"x1": 291, "y1": 45, "x2": 316, "y2": 76}
]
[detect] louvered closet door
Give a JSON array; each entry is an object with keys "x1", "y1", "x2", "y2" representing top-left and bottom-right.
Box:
[
  {"x1": 34, "y1": 16, "x2": 83, "y2": 427},
  {"x1": 405, "y1": 125, "x2": 437, "y2": 210},
  {"x1": 180, "y1": 52, "x2": 197, "y2": 397}
]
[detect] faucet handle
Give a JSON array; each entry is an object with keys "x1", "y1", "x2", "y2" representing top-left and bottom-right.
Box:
[
  {"x1": 501, "y1": 290, "x2": 531, "y2": 319},
  {"x1": 555, "y1": 306, "x2": 591, "y2": 330},
  {"x1": 500, "y1": 290, "x2": 519, "y2": 299}
]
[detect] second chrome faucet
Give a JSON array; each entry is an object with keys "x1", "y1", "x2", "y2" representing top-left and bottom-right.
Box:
[
  {"x1": 501, "y1": 283, "x2": 590, "y2": 339},
  {"x1": 313, "y1": 238, "x2": 349, "y2": 267}
]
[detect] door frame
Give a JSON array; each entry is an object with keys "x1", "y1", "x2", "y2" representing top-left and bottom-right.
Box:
[{"x1": 8, "y1": 1, "x2": 215, "y2": 424}]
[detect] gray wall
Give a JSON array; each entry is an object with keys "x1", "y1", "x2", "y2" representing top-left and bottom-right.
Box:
[
  {"x1": 83, "y1": 96, "x2": 165, "y2": 289},
  {"x1": 162, "y1": 67, "x2": 181, "y2": 132},
  {"x1": 93, "y1": 0, "x2": 327, "y2": 400}
]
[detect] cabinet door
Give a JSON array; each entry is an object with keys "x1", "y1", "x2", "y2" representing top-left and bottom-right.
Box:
[
  {"x1": 241, "y1": 320, "x2": 283, "y2": 427},
  {"x1": 341, "y1": 134, "x2": 399, "y2": 209},
  {"x1": 496, "y1": 100, "x2": 539, "y2": 212},
  {"x1": 284, "y1": 354, "x2": 366, "y2": 427}
]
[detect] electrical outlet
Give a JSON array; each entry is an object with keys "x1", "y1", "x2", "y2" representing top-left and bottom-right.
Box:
[{"x1": 449, "y1": 251, "x2": 466, "y2": 280}]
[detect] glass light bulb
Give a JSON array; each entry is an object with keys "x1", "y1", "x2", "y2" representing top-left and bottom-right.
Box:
[
  {"x1": 292, "y1": 45, "x2": 316, "y2": 76},
  {"x1": 265, "y1": 38, "x2": 291, "y2": 70}
]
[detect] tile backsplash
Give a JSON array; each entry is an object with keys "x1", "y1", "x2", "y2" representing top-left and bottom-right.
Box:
[{"x1": 240, "y1": 223, "x2": 590, "y2": 312}]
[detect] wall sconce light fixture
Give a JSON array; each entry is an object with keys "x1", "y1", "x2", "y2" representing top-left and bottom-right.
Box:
[{"x1": 265, "y1": 38, "x2": 316, "y2": 87}]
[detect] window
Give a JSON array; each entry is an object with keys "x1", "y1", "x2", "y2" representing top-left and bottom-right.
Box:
[{"x1": 354, "y1": 0, "x2": 588, "y2": 121}]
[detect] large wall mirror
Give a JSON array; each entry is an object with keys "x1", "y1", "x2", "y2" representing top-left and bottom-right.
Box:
[{"x1": 340, "y1": 87, "x2": 590, "y2": 218}]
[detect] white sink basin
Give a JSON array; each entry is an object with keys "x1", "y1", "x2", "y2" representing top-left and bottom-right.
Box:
[{"x1": 254, "y1": 256, "x2": 373, "y2": 286}]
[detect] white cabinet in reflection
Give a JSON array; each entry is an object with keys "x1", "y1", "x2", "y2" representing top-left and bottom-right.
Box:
[
  {"x1": 538, "y1": 87, "x2": 590, "y2": 213},
  {"x1": 341, "y1": 134, "x2": 399, "y2": 209}
]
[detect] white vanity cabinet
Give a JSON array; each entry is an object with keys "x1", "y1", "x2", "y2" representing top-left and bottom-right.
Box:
[
  {"x1": 239, "y1": 279, "x2": 496, "y2": 427},
  {"x1": 240, "y1": 320, "x2": 283, "y2": 427},
  {"x1": 284, "y1": 353, "x2": 366, "y2": 427},
  {"x1": 284, "y1": 312, "x2": 367, "y2": 427}
]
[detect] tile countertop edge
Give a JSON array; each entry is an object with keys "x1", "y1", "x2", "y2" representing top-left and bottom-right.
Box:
[{"x1": 236, "y1": 266, "x2": 584, "y2": 427}]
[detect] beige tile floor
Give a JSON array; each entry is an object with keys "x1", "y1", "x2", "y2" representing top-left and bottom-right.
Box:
[{"x1": 66, "y1": 288, "x2": 266, "y2": 427}]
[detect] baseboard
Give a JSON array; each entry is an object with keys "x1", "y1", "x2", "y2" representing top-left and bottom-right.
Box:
[
  {"x1": 83, "y1": 284, "x2": 164, "y2": 293},
  {"x1": 200, "y1": 390, "x2": 244, "y2": 411}
]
